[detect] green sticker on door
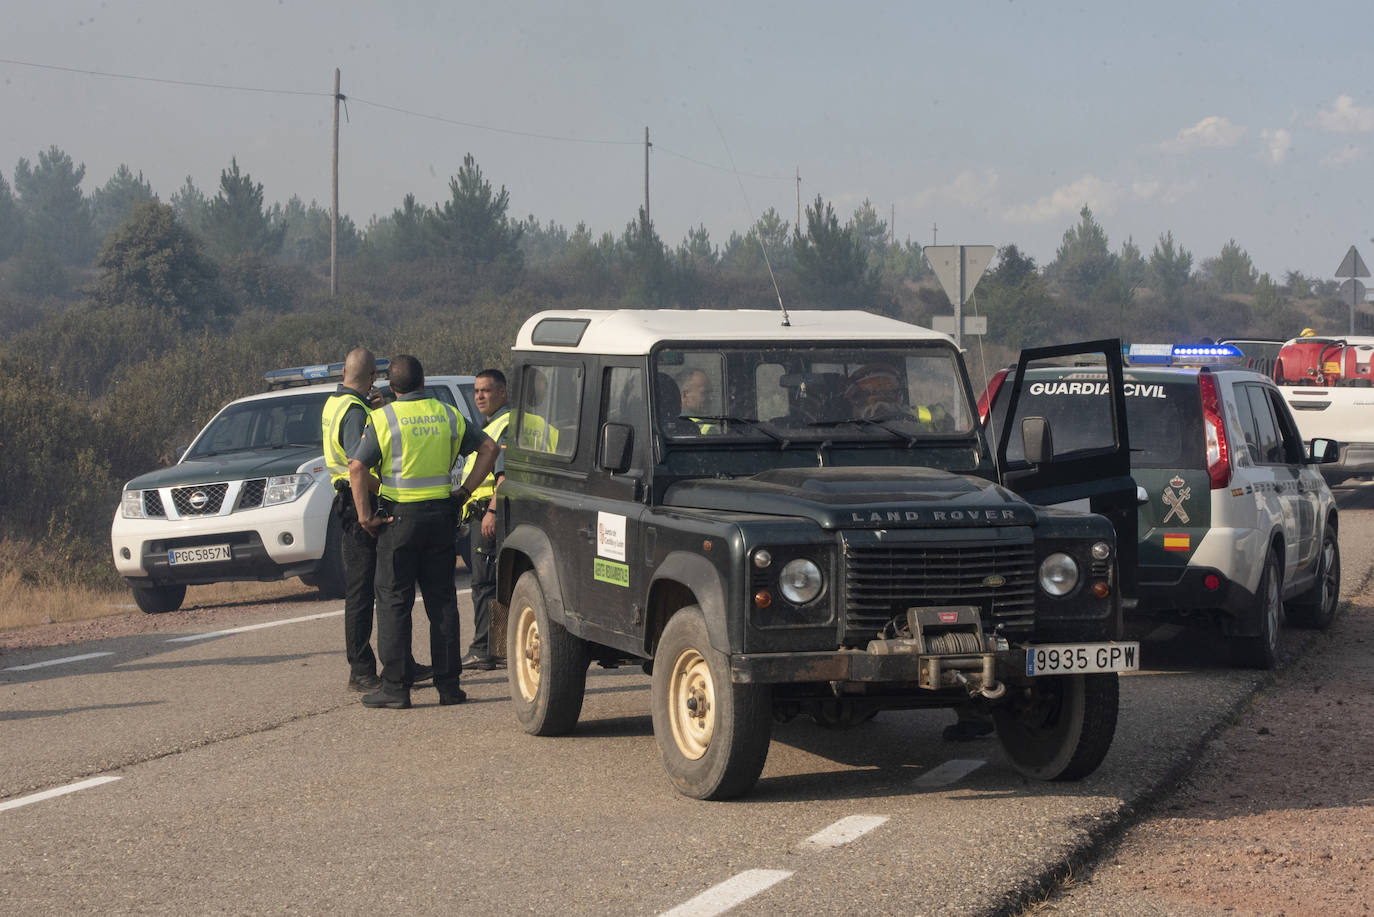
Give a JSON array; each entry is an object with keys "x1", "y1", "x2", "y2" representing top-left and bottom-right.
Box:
[{"x1": 594, "y1": 557, "x2": 630, "y2": 587}]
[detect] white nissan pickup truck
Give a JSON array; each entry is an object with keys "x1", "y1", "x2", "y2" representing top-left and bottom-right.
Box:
[{"x1": 111, "y1": 362, "x2": 478, "y2": 614}]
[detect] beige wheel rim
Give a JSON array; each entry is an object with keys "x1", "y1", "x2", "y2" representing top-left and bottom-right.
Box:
[
  {"x1": 667, "y1": 648, "x2": 714, "y2": 760},
  {"x1": 513, "y1": 603, "x2": 541, "y2": 703}
]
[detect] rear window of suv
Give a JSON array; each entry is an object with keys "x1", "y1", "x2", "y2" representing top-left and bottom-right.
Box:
[{"x1": 987, "y1": 370, "x2": 1204, "y2": 469}]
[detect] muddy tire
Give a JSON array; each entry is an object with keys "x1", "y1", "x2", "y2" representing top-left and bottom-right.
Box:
[
  {"x1": 1287, "y1": 527, "x2": 1340, "y2": 630},
  {"x1": 1233, "y1": 548, "x2": 1284, "y2": 669},
  {"x1": 131, "y1": 583, "x2": 186, "y2": 615},
  {"x1": 992, "y1": 672, "x2": 1119, "y2": 781},
  {"x1": 650, "y1": 606, "x2": 772, "y2": 800},
  {"x1": 506, "y1": 571, "x2": 589, "y2": 735}
]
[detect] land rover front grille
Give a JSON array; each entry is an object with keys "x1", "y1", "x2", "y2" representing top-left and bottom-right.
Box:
[{"x1": 842, "y1": 540, "x2": 1037, "y2": 643}]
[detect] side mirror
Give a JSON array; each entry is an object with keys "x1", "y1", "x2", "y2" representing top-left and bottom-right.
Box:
[
  {"x1": 599, "y1": 422, "x2": 634, "y2": 473},
  {"x1": 1021, "y1": 416, "x2": 1054, "y2": 465},
  {"x1": 1308, "y1": 437, "x2": 1340, "y2": 464}
]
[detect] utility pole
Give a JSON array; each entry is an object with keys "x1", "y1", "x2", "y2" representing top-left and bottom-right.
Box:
[
  {"x1": 890, "y1": 204, "x2": 895, "y2": 245},
  {"x1": 331, "y1": 68, "x2": 341, "y2": 296},
  {"x1": 644, "y1": 127, "x2": 651, "y2": 225},
  {"x1": 932, "y1": 222, "x2": 938, "y2": 246},
  {"x1": 795, "y1": 167, "x2": 801, "y2": 230}
]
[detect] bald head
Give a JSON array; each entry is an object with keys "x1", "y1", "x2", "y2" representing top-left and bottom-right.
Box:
[{"x1": 343, "y1": 347, "x2": 376, "y2": 390}]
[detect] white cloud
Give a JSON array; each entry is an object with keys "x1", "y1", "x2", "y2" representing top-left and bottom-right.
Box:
[
  {"x1": 1322, "y1": 144, "x2": 1363, "y2": 166},
  {"x1": 911, "y1": 168, "x2": 1000, "y2": 210},
  {"x1": 1131, "y1": 181, "x2": 1162, "y2": 201},
  {"x1": 1162, "y1": 115, "x2": 1247, "y2": 153},
  {"x1": 1002, "y1": 175, "x2": 1118, "y2": 224},
  {"x1": 1315, "y1": 95, "x2": 1374, "y2": 133},
  {"x1": 1261, "y1": 128, "x2": 1293, "y2": 164}
]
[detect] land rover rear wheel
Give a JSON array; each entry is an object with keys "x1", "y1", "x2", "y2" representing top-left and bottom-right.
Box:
[
  {"x1": 650, "y1": 606, "x2": 772, "y2": 800},
  {"x1": 992, "y1": 672, "x2": 1119, "y2": 781},
  {"x1": 131, "y1": 583, "x2": 186, "y2": 615},
  {"x1": 506, "y1": 571, "x2": 589, "y2": 735}
]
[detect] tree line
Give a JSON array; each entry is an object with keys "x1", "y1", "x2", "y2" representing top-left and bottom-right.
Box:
[{"x1": 0, "y1": 145, "x2": 1351, "y2": 589}]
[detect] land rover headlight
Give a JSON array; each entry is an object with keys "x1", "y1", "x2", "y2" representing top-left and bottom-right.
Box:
[
  {"x1": 1039, "y1": 552, "x2": 1079, "y2": 596},
  {"x1": 263, "y1": 474, "x2": 314, "y2": 506},
  {"x1": 779, "y1": 558, "x2": 823, "y2": 605},
  {"x1": 121, "y1": 489, "x2": 146, "y2": 519}
]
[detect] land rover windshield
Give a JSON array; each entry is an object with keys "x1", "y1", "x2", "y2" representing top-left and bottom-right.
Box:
[{"x1": 650, "y1": 342, "x2": 976, "y2": 442}]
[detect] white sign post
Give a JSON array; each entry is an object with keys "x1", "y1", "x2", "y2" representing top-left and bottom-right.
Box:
[
  {"x1": 923, "y1": 244, "x2": 995, "y2": 346},
  {"x1": 1335, "y1": 245, "x2": 1370, "y2": 335}
]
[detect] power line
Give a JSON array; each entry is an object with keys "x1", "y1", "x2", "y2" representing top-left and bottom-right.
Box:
[
  {"x1": 0, "y1": 55, "x2": 327, "y2": 98},
  {"x1": 345, "y1": 96, "x2": 637, "y2": 147}
]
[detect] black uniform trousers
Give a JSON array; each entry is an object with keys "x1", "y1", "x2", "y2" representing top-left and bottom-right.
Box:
[
  {"x1": 334, "y1": 486, "x2": 379, "y2": 677},
  {"x1": 465, "y1": 499, "x2": 499, "y2": 658},
  {"x1": 374, "y1": 497, "x2": 463, "y2": 695}
]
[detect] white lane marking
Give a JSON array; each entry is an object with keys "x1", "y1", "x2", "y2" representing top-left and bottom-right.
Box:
[
  {"x1": 160, "y1": 588, "x2": 472, "y2": 646},
  {"x1": 803, "y1": 815, "x2": 889, "y2": 849},
  {"x1": 4, "y1": 651, "x2": 115, "y2": 671},
  {"x1": 0, "y1": 776, "x2": 121, "y2": 812},
  {"x1": 659, "y1": 869, "x2": 794, "y2": 917},
  {"x1": 165, "y1": 610, "x2": 344, "y2": 643},
  {"x1": 914, "y1": 758, "x2": 986, "y2": 787}
]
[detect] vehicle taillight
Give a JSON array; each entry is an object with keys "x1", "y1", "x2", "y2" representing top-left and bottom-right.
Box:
[
  {"x1": 978, "y1": 368, "x2": 1009, "y2": 423},
  {"x1": 1198, "y1": 372, "x2": 1231, "y2": 489}
]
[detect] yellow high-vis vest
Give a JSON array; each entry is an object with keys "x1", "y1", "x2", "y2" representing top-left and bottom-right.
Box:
[
  {"x1": 462, "y1": 410, "x2": 510, "y2": 506},
  {"x1": 321, "y1": 390, "x2": 371, "y2": 486},
  {"x1": 371, "y1": 398, "x2": 466, "y2": 503}
]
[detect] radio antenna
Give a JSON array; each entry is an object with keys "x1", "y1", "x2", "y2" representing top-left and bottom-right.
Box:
[{"x1": 710, "y1": 109, "x2": 790, "y2": 326}]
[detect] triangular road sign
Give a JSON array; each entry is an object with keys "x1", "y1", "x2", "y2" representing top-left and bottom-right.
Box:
[
  {"x1": 924, "y1": 245, "x2": 996, "y2": 306},
  {"x1": 1336, "y1": 245, "x2": 1369, "y2": 278}
]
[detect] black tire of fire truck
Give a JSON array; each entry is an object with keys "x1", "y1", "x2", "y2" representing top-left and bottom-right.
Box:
[
  {"x1": 1287, "y1": 526, "x2": 1341, "y2": 630},
  {"x1": 131, "y1": 583, "x2": 186, "y2": 615},
  {"x1": 651, "y1": 606, "x2": 773, "y2": 800},
  {"x1": 300, "y1": 515, "x2": 346, "y2": 599},
  {"x1": 506, "y1": 570, "x2": 590, "y2": 736},
  {"x1": 1231, "y1": 548, "x2": 1284, "y2": 669},
  {"x1": 991, "y1": 672, "x2": 1119, "y2": 781}
]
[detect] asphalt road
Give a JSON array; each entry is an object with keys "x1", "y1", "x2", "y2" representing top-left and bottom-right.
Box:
[{"x1": 4, "y1": 495, "x2": 1372, "y2": 917}]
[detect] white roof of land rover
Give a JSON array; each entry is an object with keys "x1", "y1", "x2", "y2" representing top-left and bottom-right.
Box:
[{"x1": 514, "y1": 309, "x2": 954, "y2": 355}]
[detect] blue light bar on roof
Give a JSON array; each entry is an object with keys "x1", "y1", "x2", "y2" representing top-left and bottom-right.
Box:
[
  {"x1": 1172, "y1": 343, "x2": 1244, "y2": 363},
  {"x1": 263, "y1": 357, "x2": 390, "y2": 389},
  {"x1": 1126, "y1": 343, "x2": 1174, "y2": 364}
]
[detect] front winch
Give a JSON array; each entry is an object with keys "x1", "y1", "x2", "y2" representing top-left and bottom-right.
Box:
[{"x1": 866, "y1": 605, "x2": 1006, "y2": 699}]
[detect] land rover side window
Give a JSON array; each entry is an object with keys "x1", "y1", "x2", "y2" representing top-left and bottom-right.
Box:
[
  {"x1": 517, "y1": 364, "x2": 581, "y2": 457},
  {"x1": 601, "y1": 366, "x2": 647, "y2": 470}
]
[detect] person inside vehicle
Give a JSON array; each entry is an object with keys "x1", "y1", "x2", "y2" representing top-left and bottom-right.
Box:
[
  {"x1": 677, "y1": 368, "x2": 720, "y2": 434},
  {"x1": 844, "y1": 363, "x2": 949, "y2": 429}
]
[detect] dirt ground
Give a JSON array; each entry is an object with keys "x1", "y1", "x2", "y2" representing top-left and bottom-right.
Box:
[{"x1": 1048, "y1": 592, "x2": 1374, "y2": 915}]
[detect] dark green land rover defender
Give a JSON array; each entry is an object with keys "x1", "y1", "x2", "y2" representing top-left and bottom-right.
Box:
[{"x1": 493, "y1": 309, "x2": 1140, "y2": 799}]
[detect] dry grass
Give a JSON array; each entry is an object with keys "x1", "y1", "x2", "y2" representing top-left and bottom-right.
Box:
[{"x1": 0, "y1": 571, "x2": 317, "y2": 632}]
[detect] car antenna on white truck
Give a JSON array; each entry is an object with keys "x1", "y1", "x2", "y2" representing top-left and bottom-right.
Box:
[{"x1": 710, "y1": 109, "x2": 790, "y2": 326}]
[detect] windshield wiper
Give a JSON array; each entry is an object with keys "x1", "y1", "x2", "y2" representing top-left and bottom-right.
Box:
[{"x1": 694, "y1": 415, "x2": 792, "y2": 448}]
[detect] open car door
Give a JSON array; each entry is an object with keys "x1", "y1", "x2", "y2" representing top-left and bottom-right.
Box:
[{"x1": 987, "y1": 340, "x2": 1139, "y2": 599}]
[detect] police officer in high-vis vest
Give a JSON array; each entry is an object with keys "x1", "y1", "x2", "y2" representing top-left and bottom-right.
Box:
[
  {"x1": 325, "y1": 347, "x2": 433, "y2": 694},
  {"x1": 459, "y1": 369, "x2": 510, "y2": 671},
  {"x1": 349, "y1": 354, "x2": 499, "y2": 709}
]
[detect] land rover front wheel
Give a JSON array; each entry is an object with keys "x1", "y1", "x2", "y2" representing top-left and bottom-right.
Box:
[
  {"x1": 650, "y1": 606, "x2": 772, "y2": 800},
  {"x1": 992, "y1": 672, "x2": 1119, "y2": 781},
  {"x1": 506, "y1": 571, "x2": 589, "y2": 735},
  {"x1": 131, "y1": 583, "x2": 186, "y2": 615}
]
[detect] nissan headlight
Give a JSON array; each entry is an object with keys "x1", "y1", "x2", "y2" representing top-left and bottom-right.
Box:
[
  {"x1": 1039, "y1": 552, "x2": 1079, "y2": 596},
  {"x1": 779, "y1": 558, "x2": 823, "y2": 605},
  {"x1": 263, "y1": 474, "x2": 314, "y2": 506},
  {"x1": 121, "y1": 489, "x2": 146, "y2": 519}
]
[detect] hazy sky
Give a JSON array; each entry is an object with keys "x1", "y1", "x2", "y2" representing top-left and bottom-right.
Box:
[{"x1": 4, "y1": 1, "x2": 1372, "y2": 282}]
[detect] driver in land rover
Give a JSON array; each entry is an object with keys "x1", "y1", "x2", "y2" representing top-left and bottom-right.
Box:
[{"x1": 845, "y1": 362, "x2": 950, "y2": 428}]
